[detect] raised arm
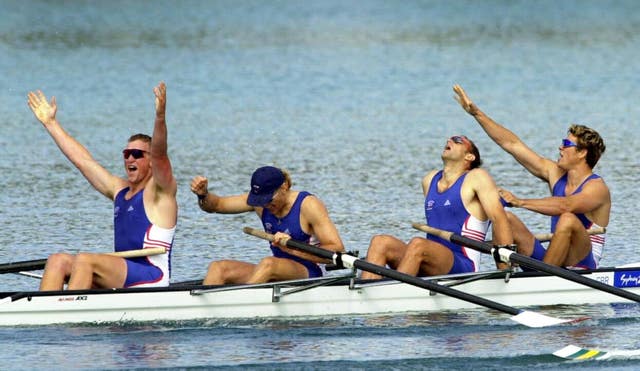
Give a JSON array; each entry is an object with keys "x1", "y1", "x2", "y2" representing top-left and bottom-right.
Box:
[
  {"x1": 149, "y1": 82, "x2": 177, "y2": 195},
  {"x1": 145, "y1": 82, "x2": 178, "y2": 228},
  {"x1": 27, "y1": 90, "x2": 124, "y2": 199},
  {"x1": 453, "y1": 84, "x2": 557, "y2": 182}
]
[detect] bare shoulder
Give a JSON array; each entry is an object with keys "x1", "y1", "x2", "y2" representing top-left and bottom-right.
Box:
[
  {"x1": 110, "y1": 178, "x2": 130, "y2": 200},
  {"x1": 301, "y1": 193, "x2": 328, "y2": 212},
  {"x1": 586, "y1": 175, "x2": 611, "y2": 194},
  {"x1": 422, "y1": 169, "x2": 440, "y2": 184},
  {"x1": 464, "y1": 168, "x2": 499, "y2": 192},
  {"x1": 466, "y1": 167, "x2": 494, "y2": 182}
]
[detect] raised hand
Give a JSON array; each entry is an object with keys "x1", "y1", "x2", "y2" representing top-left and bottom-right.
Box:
[
  {"x1": 27, "y1": 90, "x2": 57, "y2": 126},
  {"x1": 453, "y1": 84, "x2": 478, "y2": 116},
  {"x1": 154, "y1": 82, "x2": 166, "y2": 116}
]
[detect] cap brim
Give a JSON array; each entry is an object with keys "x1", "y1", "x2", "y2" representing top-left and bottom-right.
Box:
[{"x1": 246, "y1": 192, "x2": 275, "y2": 207}]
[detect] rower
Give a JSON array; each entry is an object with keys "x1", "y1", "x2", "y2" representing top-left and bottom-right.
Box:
[
  {"x1": 361, "y1": 134, "x2": 513, "y2": 279},
  {"x1": 27, "y1": 82, "x2": 177, "y2": 291},
  {"x1": 454, "y1": 84, "x2": 609, "y2": 270},
  {"x1": 191, "y1": 166, "x2": 345, "y2": 285}
]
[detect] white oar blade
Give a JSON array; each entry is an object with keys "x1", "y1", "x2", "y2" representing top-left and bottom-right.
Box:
[
  {"x1": 554, "y1": 344, "x2": 640, "y2": 360},
  {"x1": 510, "y1": 310, "x2": 583, "y2": 328}
]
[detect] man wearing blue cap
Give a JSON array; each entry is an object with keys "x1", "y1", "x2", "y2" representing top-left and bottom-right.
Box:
[{"x1": 191, "y1": 166, "x2": 345, "y2": 285}]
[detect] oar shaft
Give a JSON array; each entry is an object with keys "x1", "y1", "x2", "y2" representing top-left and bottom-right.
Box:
[
  {"x1": 0, "y1": 247, "x2": 167, "y2": 274},
  {"x1": 0, "y1": 259, "x2": 47, "y2": 274},
  {"x1": 243, "y1": 227, "x2": 520, "y2": 316},
  {"x1": 414, "y1": 223, "x2": 640, "y2": 303}
]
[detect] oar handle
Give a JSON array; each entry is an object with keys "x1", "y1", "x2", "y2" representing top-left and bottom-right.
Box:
[
  {"x1": 533, "y1": 226, "x2": 606, "y2": 242},
  {"x1": 243, "y1": 227, "x2": 276, "y2": 242},
  {"x1": 107, "y1": 247, "x2": 167, "y2": 258},
  {"x1": 242, "y1": 227, "x2": 335, "y2": 260},
  {"x1": 412, "y1": 222, "x2": 455, "y2": 241}
]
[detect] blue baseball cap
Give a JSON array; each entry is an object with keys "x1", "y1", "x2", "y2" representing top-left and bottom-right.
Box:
[{"x1": 246, "y1": 166, "x2": 285, "y2": 207}]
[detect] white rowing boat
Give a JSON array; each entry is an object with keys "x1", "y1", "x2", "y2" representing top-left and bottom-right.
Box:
[{"x1": 1, "y1": 264, "x2": 640, "y2": 326}]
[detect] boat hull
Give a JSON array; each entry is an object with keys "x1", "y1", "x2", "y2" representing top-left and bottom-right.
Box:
[{"x1": 1, "y1": 266, "x2": 639, "y2": 326}]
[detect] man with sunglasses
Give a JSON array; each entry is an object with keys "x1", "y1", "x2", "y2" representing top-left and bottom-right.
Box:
[
  {"x1": 27, "y1": 82, "x2": 177, "y2": 290},
  {"x1": 454, "y1": 84, "x2": 609, "y2": 269},
  {"x1": 191, "y1": 166, "x2": 344, "y2": 285},
  {"x1": 361, "y1": 135, "x2": 513, "y2": 279}
]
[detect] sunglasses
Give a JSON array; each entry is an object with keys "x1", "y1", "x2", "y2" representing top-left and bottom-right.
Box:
[
  {"x1": 561, "y1": 138, "x2": 578, "y2": 148},
  {"x1": 451, "y1": 136, "x2": 467, "y2": 144},
  {"x1": 122, "y1": 149, "x2": 148, "y2": 159},
  {"x1": 450, "y1": 135, "x2": 472, "y2": 150}
]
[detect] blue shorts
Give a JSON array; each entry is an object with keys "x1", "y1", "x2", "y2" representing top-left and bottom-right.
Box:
[
  {"x1": 124, "y1": 259, "x2": 164, "y2": 287},
  {"x1": 447, "y1": 253, "x2": 476, "y2": 274},
  {"x1": 523, "y1": 239, "x2": 596, "y2": 271},
  {"x1": 301, "y1": 260, "x2": 322, "y2": 278}
]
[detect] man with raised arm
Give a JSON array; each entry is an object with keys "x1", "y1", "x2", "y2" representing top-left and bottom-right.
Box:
[
  {"x1": 28, "y1": 82, "x2": 178, "y2": 291},
  {"x1": 454, "y1": 84, "x2": 609, "y2": 269},
  {"x1": 191, "y1": 166, "x2": 344, "y2": 285},
  {"x1": 361, "y1": 135, "x2": 513, "y2": 279}
]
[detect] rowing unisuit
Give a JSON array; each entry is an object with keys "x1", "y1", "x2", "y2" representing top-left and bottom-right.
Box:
[
  {"x1": 261, "y1": 191, "x2": 323, "y2": 278},
  {"x1": 114, "y1": 188, "x2": 175, "y2": 287},
  {"x1": 425, "y1": 170, "x2": 489, "y2": 273},
  {"x1": 551, "y1": 173, "x2": 606, "y2": 267}
]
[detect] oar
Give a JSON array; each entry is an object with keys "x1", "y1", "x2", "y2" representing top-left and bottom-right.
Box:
[
  {"x1": 534, "y1": 226, "x2": 606, "y2": 242},
  {"x1": 0, "y1": 247, "x2": 167, "y2": 275},
  {"x1": 243, "y1": 226, "x2": 580, "y2": 328},
  {"x1": 413, "y1": 223, "x2": 640, "y2": 303}
]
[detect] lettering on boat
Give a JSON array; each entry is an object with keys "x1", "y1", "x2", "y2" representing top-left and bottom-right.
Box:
[
  {"x1": 614, "y1": 271, "x2": 640, "y2": 287},
  {"x1": 57, "y1": 296, "x2": 88, "y2": 302},
  {"x1": 592, "y1": 274, "x2": 610, "y2": 285}
]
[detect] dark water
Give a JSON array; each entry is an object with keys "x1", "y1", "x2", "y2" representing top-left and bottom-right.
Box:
[{"x1": 1, "y1": 0, "x2": 640, "y2": 369}]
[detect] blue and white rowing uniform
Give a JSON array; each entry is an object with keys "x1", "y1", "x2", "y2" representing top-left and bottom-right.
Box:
[
  {"x1": 260, "y1": 191, "x2": 324, "y2": 278},
  {"x1": 425, "y1": 171, "x2": 490, "y2": 274},
  {"x1": 530, "y1": 173, "x2": 605, "y2": 269},
  {"x1": 114, "y1": 188, "x2": 175, "y2": 287}
]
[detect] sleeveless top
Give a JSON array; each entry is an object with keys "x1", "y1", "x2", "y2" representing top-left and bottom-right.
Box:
[
  {"x1": 260, "y1": 191, "x2": 322, "y2": 277},
  {"x1": 551, "y1": 173, "x2": 606, "y2": 264},
  {"x1": 424, "y1": 171, "x2": 490, "y2": 272},
  {"x1": 114, "y1": 188, "x2": 175, "y2": 286}
]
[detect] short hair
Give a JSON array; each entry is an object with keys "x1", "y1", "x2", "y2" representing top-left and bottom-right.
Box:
[
  {"x1": 128, "y1": 133, "x2": 151, "y2": 143},
  {"x1": 280, "y1": 168, "x2": 293, "y2": 189},
  {"x1": 569, "y1": 124, "x2": 605, "y2": 168},
  {"x1": 466, "y1": 137, "x2": 483, "y2": 169}
]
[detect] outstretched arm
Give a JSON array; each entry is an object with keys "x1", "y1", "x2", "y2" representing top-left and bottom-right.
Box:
[
  {"x1": 499, "y1": 180, "x2": 610, "y2": 222},
  {"x1": 27, "y1": 90, "x2": 123, "y2": 199},
  {"x1": 190, "y1": 175, "x2": 254, "y2": 214},
  {"x1": 453, "y1": 84, "x2": 557, "y2": 182}
]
